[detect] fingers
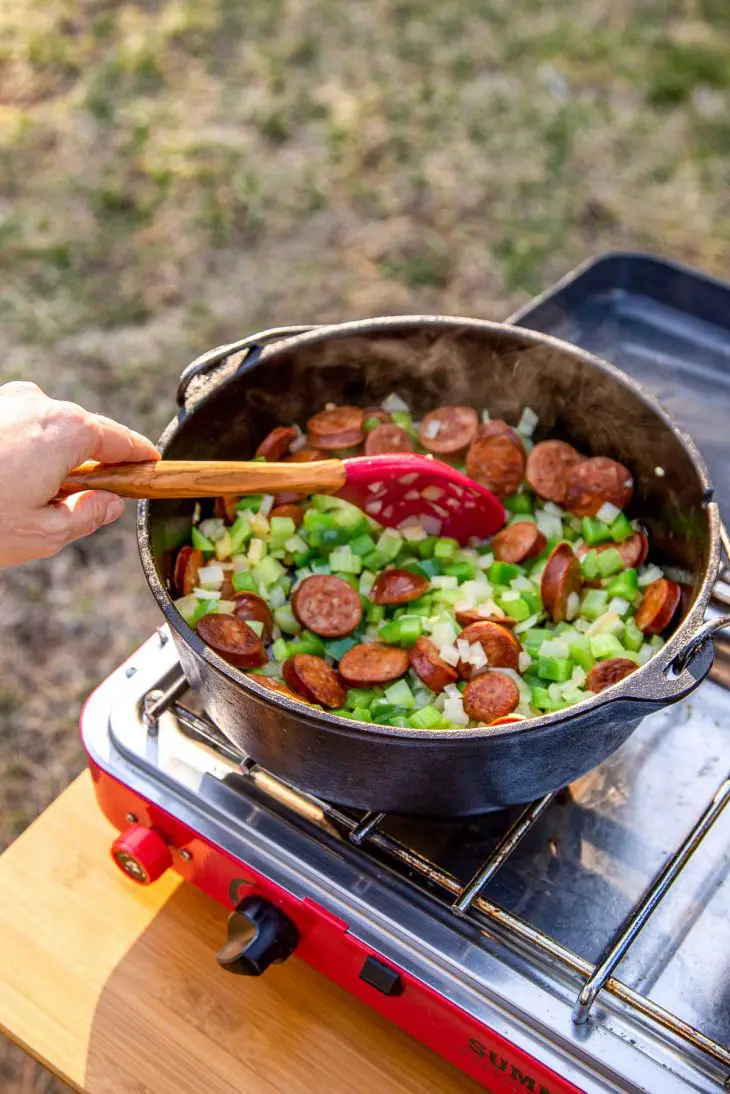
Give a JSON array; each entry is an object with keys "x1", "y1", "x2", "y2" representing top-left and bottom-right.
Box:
[
  {"x1": 83, "y1": 413, "x2": 160, "y2": 465},
  {"x1": 40, "y1": 490, "x2": 126, "y2": 553}
]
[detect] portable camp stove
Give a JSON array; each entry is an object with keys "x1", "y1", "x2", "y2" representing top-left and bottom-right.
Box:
[{"x1": 82, "y1": 255, "x2": 730, "y2": 1093}]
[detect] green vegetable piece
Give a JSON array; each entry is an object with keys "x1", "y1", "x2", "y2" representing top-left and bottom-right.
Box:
[
  {"x1": 418, "y1": 536, "x2": 438, "y2": 559},
  {"x1": 273, "y1": 604, "x2": 300, "y2": 635},
  {"x1": 581, "y1": 549, "x2": 600, "y2": 581},
  {"x1": 520, "y1": 588, "x2": 543, "y2": 614},
  {"x1": 433, "y1": 537, "x2": 460, "y2": 562},
  {"x1": 191, "y1": 526, "x2": 215, "y2": 552},
  {"x1": 581, "y1": 516, "x2": 613, "y2": 546},
  {"x1": 272, "y1": 638, "x2": 289, "y2": 661},
  {"x1": 596, "y1": 547, "x2": 624, "y2": 576},
  {"x1": 367, "y1": 602, "x2": 386, "y2": 624},
  {"x1": 345, "y1": 688, "x2": 377, "y2": 710},
  {"x1": 376, "y1": 529, "x2": 403, "y2": 562},
  {"x1": 236, "y1": 494, "x2": 264, "y2": 512},
  {"x1": 607, "y1": 568, "x2": 639, "y2": 599},
  {"x1": 397, "y1": 615, "x2": 423, "y2": 647},
  {"x1": 488, "y1": 561, "x2": 521, "y2": 585},
  {"x1": 609, "y1": 512, "x2": 633, "y2": 542},
  {"x1": 581, "y1": 589, "x2": 609, "y2": 620},
  {"x1": 503, "y1": 492, "x2": 533, "y2": 514},
  {"x1": 391, "y1": 410, "x2": 415, "y2": 434},
  {"x1": 324, "y1": 636, "x2": 358, "y2": 660},
  {"x1": 269, "y1": 516, "x2": 296, "y2": 550},
  {"x1": 402, "y1": 561, "x2": 431, "y2": 580},
  {"x1": 350, "y1": 706, "x2": 373, "y2": 722},
  {"x1": 350, "y1": 533, "x2": 376, "y2": 557},
  {"x1": 569, "y1": 636, "x2": 595, "y2": 671},
  {"x1": 522, "y1": 628, "x2": 553, "y2": 654},
  {"x1": 531, "y1": 685, "x2": 556, "y2": 710},
  {"x1": 589, "y1": 633, "x2": 625, "y2": 660},
  {"x1": 537, "y1": 656, "x2": 574, "y2": 682},
  {"x1": 229, "y1": 516, "x2": 253, "y2": 553},
  {"x1": 384, "y1": 679, "x2": 415, "y2": 708},
  {"x1": 416, "y1": 558, "x2": 443, "y2": 578},
  {"x1": 378, "y1": 621, "x2": 401, "y2": 645},
  {"x1": 246, "y1": 619, "x2": 265, "y2": 638},
  {"x1": 232, "y1": 570, "x2": 257, "y2": 594},
  {"x1": 253, "y1": 555, "x2": 285, "y2": 587},
  {"x1": 364, "y1": 416, "x2": 382, "y2": 433},
  {"x1": 562, "y1": 525, "x2": 579, "y2": 542},
  {"x1": 623, "y1": 618, "x2": 644, "y2": 652},
  {"x1": 408, "y1": 705, "x2": 443, "y2": 729},
  {"x1": 329, "y1": 546, "x2": 362, "y2": 574},
  {"x1": 442, "y1": 560, "x2": 476, "y2": 582},
  {"x1": 495, "y1": 595, "x2": 531, "y2": 621}
]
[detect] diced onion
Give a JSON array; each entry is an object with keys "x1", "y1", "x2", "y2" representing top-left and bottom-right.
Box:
[
  {"x1": 199, "y1": 517, "x2": 225, "y2": 542},
  {"x1": 596, "y1": 501, "x2": 621, "y2": 523},
  {"x1": 518, "y1": 650, "x2": 532, "y2": 673},
  {"x1": 402, "y1": 523, "x2": 428, "y2": 541},
  {"x1": 609, "y1": 596, "x2": 630, "y2": 616},
  {"x1": 517, "y1": 406, "x2": 539, "y2": 436},
  {"x1": 664, "y1": 566, "x2": 693, "y2": 585},
  {"x1": 259, "y1": 494, "x2": 275, "y2": 517},
  {"x1": 536, "y1": 510, "x2": 563, "y2": 540},
  {"x1": 382, "y1": 504, "x2": 394, "y2": 519},
  {"x1": 480, "y1": 409, "x2": 491, "y2": 424},
  {"x1": 456, "y1": 639, "x2": 471, "y2": 657},
  {"x1": 638, "y1": 564, "x2": 664, "y2": 587},
  {"x1": 439, "y1": 644, "x2": 460, "y2": 667},
  {"x1": 542, "y1": 501, "x2": 563, "y2": 517},
  {"x1": 500, "y1": 589, "x2": 520, "y2": 602},
  {"x1": 514, "y1": 612, "x2": 542, "y2": 634},
  {"x1": 443, "y1": 697, "x2": 469, "y2": 727},
  {"x1": 422, "y1": 485, "x2": 444, "y2": 501},
  {"x1": 586, "y1": 611, "x2": 623, "y2": 636},
  {"x1": 198, "y1": 565, "x2": 224, "y2": 588},
  {"x1": 424, "y1": 419, "x2": 442, "y2": 439},
  {"x1": 381, "y1": 392, "x2": 410, "y2": 413},
  {"x1": 446, "y1": 497, "x2": 460, "y2": 510},
  {"x1": 565, "y1": 591, "x2": 580, "y2": 620},
  {"x1": 431, "y1": 575, "x2": 459, "y2": 590},
  {"x1": 192, "y1": 502, "x2": 201, "y2": 525},
  {"x1": 359, "y1": 571, "x2": 376, "y2": 595},
  {"x1": 654, "y1": 466, "x2": 665, "y2": 478},
  {"x1": 217, "y1": 600, "x2": 236, "y2": 614},
  {"x1": 638, "y1": 644, "x2": 653, "y2": 664},
  {"x1": 289, "y1": 428, "x2": 308, "y2": 453},
  {"x1": 468, "y1": 642, "x2": 487, "y2": 668},
  {"x1": 540, "y1": 637, "x2": 570, "y2": 658},
  {"x1": 512, "y1": 576, "x2": 535, "y2": 592},
  {"x1": 193, "y1": 586, "x2": 221, "y2": 600},
  {"x1": 268, "y1": 586, "x2": 287, "y2": 609}
]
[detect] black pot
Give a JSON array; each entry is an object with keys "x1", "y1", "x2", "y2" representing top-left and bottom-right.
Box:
[{"x1": 139, "y1": 317, "x2": 722, "y2": 816}]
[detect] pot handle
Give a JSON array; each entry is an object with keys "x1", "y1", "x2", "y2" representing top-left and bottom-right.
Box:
[{"x1": 176, "y1": 325, "x2": 321, "y2": 409}]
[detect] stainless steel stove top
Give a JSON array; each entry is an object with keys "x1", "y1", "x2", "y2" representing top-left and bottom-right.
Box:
[{"x1": 83, "y1": 620, "x2": 730, "y2": 1094}]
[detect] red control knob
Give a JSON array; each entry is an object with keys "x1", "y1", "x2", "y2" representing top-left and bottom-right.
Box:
[{"x1": 111, "y1": 825, "x2": 172, "y2": 885}]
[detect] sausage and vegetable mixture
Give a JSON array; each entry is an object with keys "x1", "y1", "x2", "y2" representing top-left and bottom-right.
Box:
[{"x1": 171, "y1": 396, "x2": 684, "y2": 729}]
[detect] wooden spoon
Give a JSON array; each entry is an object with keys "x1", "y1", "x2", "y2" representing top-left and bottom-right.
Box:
[{"x1": 60, "y1": 454, "x2": 505, "y2": 542}]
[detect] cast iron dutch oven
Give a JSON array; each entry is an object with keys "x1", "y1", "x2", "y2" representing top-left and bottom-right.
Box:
[{"x1": 139, "y1": 317, "x2": 727, "y2": 816}]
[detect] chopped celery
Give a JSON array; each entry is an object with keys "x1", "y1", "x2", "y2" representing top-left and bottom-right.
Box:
[
  {"x1": 350, "y1": 706, "x2": 373, "y2": 722},
  {"x1": 537, "y1": 656, "x2": 574, "y2": 682},
  {"x1": 384, "y1": 679, "x2": 415, "y2": 708},
  {"x1": 522, "y1": 628, "x2": 554, "y2": 654},
  {"x1": 214, "y1": 530, "x2": 233, "y2": 560},
  {"x1": 246, "y1": 619, "x2": 265, "y2": 638},
  {"x1": 376, "y1": 529, "x2": 403, "y2": 562},
  {"x1": 418, "y1": 536, "x2": 439, "y2": 559},
  {"x1": 488, "y1": 561, "x2": 521, "y2": 584},
  {"x1": 232, "y1": 571, "x2": 257, "y2": 594},
  {"x1": 325, "y1": 636, "x2": 358, "y2": 659},
  {"x1": 569, "y1": 637, "x2": 595, "y2": 671},
  {"x1": 408, "y1": 705, "x2": 442, "y2": 728},
  {"x1": 581, "y1": 549, "x2": 600, "y2": 581},
  {"x1": 391, "y1": 410, "x2": 416, "y2": 434},
  {"x1": 345, "y1": 688, "x2": 378, "y2": 710},
  {"x1": 364, "y1": 416, "x2": 382, "y2": 433},
  {"x1": 402, "y1": 560, "x2": 431, "y2": 580},
  {"x1": 596, "y1": 548, "x2": 624, "y2": 576},
  {"x1": 367, "y1": 602, "x2": 386, "y2": 624},
  {"x1": 609, "y1": 512, "x2": 633, "y2": 542},
  {"x1": 531, "y1": 686, "x2": 557, "y2": 710},
  {"x1": 272, "y1": 638, "x2": 289, "y2": 661},
  {"x1": 350, "y1": 533, "x2": 377, "y2": 557},
  {"x1": 273, "y1": 604, "x2": 300, "y2": 635},
  {"x1": 229, "y1": 516, "x2": 253, "y2": 553},
  {"x1": 236, "y1": 494, "x2": 264, "y2": 512},
  {"x1": 495, "y1": 594, "x2": 531, "y2": 621},
  {"x1": 581, "y1": 516, "x2": 613, "y2": 546},
  {"x1": 191, "y1": 526, "x2": 215, "y2": 552},
  {"x1": 329, "y1": 546, "x2": 362, "y2": 574},
  {"x1": 581, "y1": 589, "x2": 609, "y2": 620},
  {"x1": 589, "y1": 633, "x2": 625, "y2": 659},
  {"x1": 607, "y1": 568, "x2": 639, "y2": 599},
  {"x1": 253, "y1": 555, "x2": 285, "y2": 587},
  {"x1": 269, "y1": 516, "x2": 296, "y2": 549},
  {"x1": 503, "y1": 492, "x2": 533, "y2": 514},
  {"x1": 623, "y1": 617, "x2": 644, "y2": 652},
  {"x1": 433, "y1": 537, "x2": 459, "y2": 562},
  {"x1": 442, "y1": 560, "x2": 476, "y2": 582}
]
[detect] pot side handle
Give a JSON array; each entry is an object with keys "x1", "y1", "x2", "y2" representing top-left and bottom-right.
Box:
[{"x1": 176, "y1": 325, "x2": 321, "y2": 409}]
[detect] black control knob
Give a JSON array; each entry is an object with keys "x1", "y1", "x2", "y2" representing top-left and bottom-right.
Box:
[{"x1": 217, "y1": 896, "x2": 298, "y2": 976}]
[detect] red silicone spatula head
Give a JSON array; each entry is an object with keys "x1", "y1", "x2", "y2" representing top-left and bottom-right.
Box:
[{"x1": 338, "y1": 454, "x2": 506, "y2": 544}]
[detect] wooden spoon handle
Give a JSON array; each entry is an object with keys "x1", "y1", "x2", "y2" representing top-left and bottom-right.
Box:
[{"x1": 59, "y1": 459, "x2": 347, "y2": 500}]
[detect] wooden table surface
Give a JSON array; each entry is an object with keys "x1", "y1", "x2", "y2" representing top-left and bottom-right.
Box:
[{"x1": 0, "y1": 772, "x2": 480, "y2": 1094}]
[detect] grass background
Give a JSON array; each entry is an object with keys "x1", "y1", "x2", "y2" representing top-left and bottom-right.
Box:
[{"x1": 3, "y1": 0, "x2": 730, "y2": 1088}]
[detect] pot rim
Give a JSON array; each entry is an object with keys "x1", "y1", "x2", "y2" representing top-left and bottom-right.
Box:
[{"x1": 138, "y1": 314, "x2": 721, "y2": 743}]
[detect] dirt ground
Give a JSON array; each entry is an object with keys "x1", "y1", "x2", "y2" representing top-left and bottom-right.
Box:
[{"x1": 2, "y1": 1, "x2": 730, "y2": 1089}]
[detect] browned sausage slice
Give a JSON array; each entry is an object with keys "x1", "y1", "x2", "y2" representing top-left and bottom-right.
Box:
[
  {"x1": 564, "y1": 456, "x2": 634, "y2": 517},
  {"x1": 454, "y1": 608, "x2": 519, "y2": 627},
  {"x1": 418, "y1": 406, "x2": 478, "y2": 455},
  {"x1": 370, "y1": 568, "x2": 430, "y2": 605},
  {"x1": 255, "y1": 425, "x2": 298, "y2": 461},
  {"x1": 282, "y1": 653, "x2": 345, "y2": 708},
  {"x1": 269, "y1": 503, "x2": 304, "y2": 528},
  {"x1": 175, "y1": 546, "x2": 205, "y2": 596},
  {"x1": 233, "y1": 592, "x2": 275, "y2": 644},
  {"x1": 466, "y1": 425, "x2": 526, "y2": 498},
  {"x1": 214, "y1": 496, "x2": 241, "y2": 523},
  {"x1": 541, "y1": 543, "x2": 582, "y2": 622},
  {"x1": 364, "y1": 422, "x2": 414, "y2": 456},
  {"x1": 363, "y1": 406, "x2": 391, "y2": 425},
  {"x1": 490, "y1": 713, "x2": 528, "y2": 726},
  {"x1": 307, "y1": 406, "x2": 365, "y2": 450},
  {"x1": 526, "y1": 440, "x2": 585, "y2": 505},
  {"x1": 491, "y1": 522, "x2": 547, "y2": 564},
  {"x1": 583, "y1": 529, "x2": 649, "y2": 569},
  {"x1": 291, "y1": 574, "x2": 363, "y2": 637},
  {"x1": 586, "y1": 658, "x2": 638, "y2": 693},
  {"x1": 409, "y1": 637, "x2": 459, "y2": 693},
  {"x1": 635, "y1": 577, "x2": 681, "y2": 635},
  {"x1": 457, "y1": 620, "x2": 521, "y2": 677},
  {"x1": 462, "y1": 672, "x2": 520, "y2": 723},
  {"x1": 197, "y1": 614, "x2": 267, "y2": 668},
  {"x1": 338, "y1": 642, "x2": 410, "y2": 686},
  {"x1": 274, "y1": 447, "x2": 325, "y2": 505}
]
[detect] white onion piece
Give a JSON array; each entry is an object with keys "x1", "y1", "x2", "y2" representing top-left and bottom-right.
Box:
[
  {"x1": 468, "y1": 642, "x2": 487, "y2": 668},
  {"x1": 638, "y1": 644, "x2": 653, "y2": 664},
  {"x1": 540, "y1": 637, "x2": 570, "y2": 659},
  {"x1": 456, "y1": 639, "x2": 471, "y2": 658},
  {"x1": 381, "y1": 392, "x2": 410, "y2": 413},
  {"x1": 596, "y1": 501, "x2": 620, "y2": 523},
  {"x1": 517, "y1": 406, "x2": 539, "y2": 436},
  {"x1": 444, "y1": 682, "x2": 463, "y2": 700},
  {"x1": 216, "y1": 600, "x2": 237, "y2": 615},
  {"x1": 518, "y1": 650, "x2": 532, "y2": 673},
  {"x1": 402, "y1": 524, "x2": 427, "y2": 541},
  {"x1": 431, "y1": 503, "x2": 449, "y2": 518},
  {"x1": 638, "y1": 564, "x2": 664, "y2": 587},
  {"x1": 586, "y1": 611, "x2": 623, "y2": 636},
  {"x1": 289, "y1": 427, "x2": 308, "y2": 453},
  {"x1": 480, "y1": 409, "x2": 491, "y2": 424},
  {"x1": 359, "y1": 571, "x2": 376, "y2": 595},
  {"x1": 199, "y1": 517, "x2": 225, "y2": 541},
  {"x1": 443, "y1": 697, "x2": 469, "y2": 727},
  {"x1": 193, "y1": 586, "x2": 222, "y2": 600},
  {"x1": 500, "y1": 589, "x2": 520, "y2": 602},
  {"x1": 198, "y1": 565, "x2": 224, "y2": 588},
  {"x1": 382, "y1": 504, "x2": 394, "y2": 519},
  {"x1": 268, "y1": 586, "x2": 287, "y2": 609},
  {"x1": 565, "y1": 591, "x2": 580, "y2": 620},
  {"x1": 664, "y1": 566, "x2": 693, "y2": 585},
  {"x1": 259, "y1": 494, "x2": 275, "y2": 518},
  {"x1": 608, "y1": 596, "x2": 630, "y2": 616},
  {"x1": 542, "y1": 501, "x2": 563, "y2": 517},
  {"x1": 439, "y1": 644, "x2": 460, "y2": 667},
  {"x1": 424, "y1": 419, "x2": 442, "y2": 439}
]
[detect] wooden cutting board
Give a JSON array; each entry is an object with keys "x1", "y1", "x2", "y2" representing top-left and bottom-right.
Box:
[{"x1": 0, "y1": 772, "x2": 480, "y2": 1094}]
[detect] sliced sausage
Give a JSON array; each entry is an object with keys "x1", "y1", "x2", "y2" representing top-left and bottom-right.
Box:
[
  {"x1": 526, "y1": 440, "x2": 585, "y2": 505},
  {"x1": 174, "y1": 546, "x2": 204, "y2": 596},
  {"x1": 364, "y1": 422, "x2": 414, "y2": 456},
  {"x1": 370, "y1": 568, "x2": 430, "y2": 605},
  {"x1": 583, "y1": 529, "x2": 649, "y2": 569},
  {"x1": 214, "y1": 496, "x2": 240, "y2": 523},
  {"x1": 586, "y1": 658, "x2": 638, "y2": 693},
  {"x1": 269, "y1": 503, "x2": 304, "y2": 528},
  {"x1": 564, "y1": 456, "x2": 634, "y2": 517},
  {"x1": 457, "y1": 620, "x2": 521, "y2": 678},
  {"x1": 462, "y1": 671, "x2": 520, "y2": 724},
  {"x1": 409, "y1": 637, "x2": 459, "y2": 693},
  {"x1": 455, "y1": 607, "x2": 519, "y2": 628},
  {"x1": 247, "y1": 674, "x2": 303, "y2": 702},
  {"x1": 196, "y1": 614, "x2": 267, "y2": 668},
  {"x1": 233, "y1": 592, "x2": 274, "y2": 644},
  {"x1": 282, "y1": 653, "x2": 345, "y2": 708},
  {"x1": 362, "y1": 407, "x2": 391, "y2": 424},
  {"x1": 291, "y1": 574, "x2": 363, "y2": 637},
  {"x1": 541, "y1": 542, "x2": 582, "y2": 622},
  {"x1": 275, "y1": 447, "x2": 325, "y2": 505},
  {"x1": 307, "y1": 406, "x2": 365, "y2": 450},
  {"x1": 338, "y1": 642, "x2": 410, "y2": 686},
  {"x1": 466, "y1": 424, "x2": 526, "y2": 498},
  {"x1": 255, "y1": 425, "x2": 298, "y2": 462},
  {"x1": 490, "y1": 713, "x2": 528, "y2": 726},
  {"x1": 491, "y1": 522, "x2": 547, "y2": 564},
  {"x1": 418, "y1": 406, "x2": 478, "y2": 455},
  {"x1": 635, "y1": 577, "x2": 681, "y2": 635}
]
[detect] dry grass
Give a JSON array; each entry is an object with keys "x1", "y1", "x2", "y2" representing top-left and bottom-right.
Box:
[{"x1": 3, "y1": 0, "x2": 730, "y2": 1088}]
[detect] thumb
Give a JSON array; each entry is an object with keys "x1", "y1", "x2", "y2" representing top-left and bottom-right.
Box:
[{"x1": 44, "y1": 490, "x2": 126, "y2": 549}]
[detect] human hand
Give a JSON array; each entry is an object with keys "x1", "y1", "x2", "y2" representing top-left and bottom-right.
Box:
[{"x1": 0, "y1": 381, "x2": 159, "y2": 569}]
